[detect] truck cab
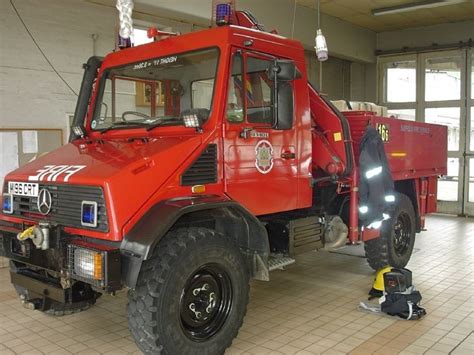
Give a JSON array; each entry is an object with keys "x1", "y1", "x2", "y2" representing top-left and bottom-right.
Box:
[{"x1": 0, "y1": 12, "x2": 446, "y2": 354}]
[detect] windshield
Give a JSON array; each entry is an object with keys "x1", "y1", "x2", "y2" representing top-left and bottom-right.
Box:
[{"x1": 91, "y1": 48, "x2": 219, "y2": 131}]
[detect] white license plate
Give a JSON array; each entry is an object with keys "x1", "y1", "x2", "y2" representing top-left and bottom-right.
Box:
[{"x1": 8, "y1": 181, "x2": 39, "y2": 197}]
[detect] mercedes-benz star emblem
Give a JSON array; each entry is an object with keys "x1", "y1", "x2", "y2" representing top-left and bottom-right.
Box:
[{"x1": 37, "y1": 189, "x2": 52, "y2": 215}]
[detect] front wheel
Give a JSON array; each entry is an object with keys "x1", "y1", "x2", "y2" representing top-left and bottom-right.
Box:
[
  {"x1": 364, "y1": 193, "x2": 416, "y2": 270},
  {"x1": 127, "y1": 227, "x2": 249, "y2": 355}
]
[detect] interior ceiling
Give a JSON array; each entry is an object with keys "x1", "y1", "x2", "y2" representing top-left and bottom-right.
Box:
[{"x1": 297, "y1": 0, "x2": 474, "y2": 32}]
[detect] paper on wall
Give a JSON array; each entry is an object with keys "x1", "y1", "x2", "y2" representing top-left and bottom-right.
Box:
[
  {"x1": 0, "y1": 132, "x2": 19, "y2": 188},
  {"x1": 22, "y1": 130, "x2": 38, "y2": 154}
]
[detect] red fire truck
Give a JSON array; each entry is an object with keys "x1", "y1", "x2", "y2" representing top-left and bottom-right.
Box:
[{"x1": 0, "y1": 9, "x2": 446, "y2": 354}]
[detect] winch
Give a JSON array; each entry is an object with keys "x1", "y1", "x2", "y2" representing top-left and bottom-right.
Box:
[{"x1": 17, "y1": 222, "x2": 50, "y2": 250}]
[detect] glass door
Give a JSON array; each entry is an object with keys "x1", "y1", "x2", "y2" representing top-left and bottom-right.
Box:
[
  {"x1": 379, "y1": 49, "x2": 474, "y2": 216},
  {"x1": 420, "y1": 49, "x2": 467, "y2": 215},
  {"x1": 464, "y1": 50, "x2": 474, "y2": 215}
]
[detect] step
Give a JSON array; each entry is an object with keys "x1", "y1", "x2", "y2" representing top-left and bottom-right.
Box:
[{"x1": 268, "y1": 254, "x2": 296, "y2": 271}]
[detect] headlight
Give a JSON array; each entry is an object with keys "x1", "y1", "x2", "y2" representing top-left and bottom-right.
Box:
[
  {"x1": 68, "y1": 243, "x2": 121, "y2": 290},
  {"x1": 81, "y1": 201, "x2": 98, "y2": 227},
  {"x1": 69, "y1": 246, "x2": 104, "y2": 282},
  {"x1": 2, "y1": 194, "x2": 13, "y2": 214}
]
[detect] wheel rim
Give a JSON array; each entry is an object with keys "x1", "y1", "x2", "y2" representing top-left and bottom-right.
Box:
[
  {"x1": 392, "y1": 212, "x2": 412, "y2": 257},
  {"x1": 179, "y1": 263, "x2": 233, "y2": 342}
]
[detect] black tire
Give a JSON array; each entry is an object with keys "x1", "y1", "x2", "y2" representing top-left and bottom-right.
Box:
[
  {"x1": 10, "y1": 261, "x2": 100, "y2": 316},
  {"x1": 364, "y1": 193, "x2": 416, "y2": 270},
  {"x1": 42, "y1": 295, "x2": 99, "y2": 316},
  {"x1": 127, "y1": 227, "x2": 250, "y2": 355}
]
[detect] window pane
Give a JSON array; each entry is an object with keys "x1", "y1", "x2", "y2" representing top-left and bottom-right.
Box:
[
  {"x1": 226, "y1": 54, "x2": 244, "y2": 122},
  {"x1": 425, "y1": 107, "x2": 460, "y2": 151},
  {"x1": 425, "y1": 56, "x2": 462, "y2": 101},
  {"x1": 438, "y1": 158, "x2": 459, "y2": 201},
  {"x1": 192, "y1": 79, "x2": 214, "y2": 110},
  {"x1": 246, "y1": 57, "x2": 273, "y2": 124},
  {"x1": 470, "y1": 159, "x2": 474, "y2": 202},
  {"x1": 92, "y1": 48, "x2": 219, "y2": 130},
  {"x1": 471, "y1": 107, "x2": 474, "y2": 151},
  {"x1": 385, "y1": 60, "x2": 416, "y2": 103},
  {"x1": 471, "y1": 55, "x2": 474, "y2": 99},
  {"x1": 387, "y1": 109, "x2": 415, "y2": 121}
]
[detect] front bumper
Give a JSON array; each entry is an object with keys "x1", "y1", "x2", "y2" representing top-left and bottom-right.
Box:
[{"x1": 0, "y1": 221, "x2": 122, "y2": 293}]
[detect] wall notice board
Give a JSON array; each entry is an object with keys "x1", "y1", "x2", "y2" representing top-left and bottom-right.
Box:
[
  {"x1": 0, "y1": 128, "x2": 62, "y2": 268},
  {"x1": 0, "y1": 128, "x2": 63, "y2": 188}
]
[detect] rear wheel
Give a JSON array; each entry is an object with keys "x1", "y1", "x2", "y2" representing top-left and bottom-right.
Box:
[
  {"x1": 364, "y1": 193, "x2": 416, "y2": 270},
  {"x1": 127, "y1": 227, "x2": 249, "y2": 355}
]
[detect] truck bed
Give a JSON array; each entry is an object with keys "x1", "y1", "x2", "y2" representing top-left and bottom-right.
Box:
[{"x1": 344, "y1": 111, "x2": 448, "y2": 181}]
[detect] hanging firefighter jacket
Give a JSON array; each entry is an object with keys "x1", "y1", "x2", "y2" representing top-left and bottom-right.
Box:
[{"x1": 358, "y1": 126, "x2": 395, "y2": 227}]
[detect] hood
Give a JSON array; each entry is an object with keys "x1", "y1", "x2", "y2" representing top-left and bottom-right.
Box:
[
  {"x1": 5, "y1": 135, "x2": 203, "y2": 236},
  {"x1": 7, "y1": 136, "x2": 202, "y2": 184}
]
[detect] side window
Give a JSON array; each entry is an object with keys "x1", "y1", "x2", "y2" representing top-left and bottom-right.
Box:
[
  {"x1": 246, "y1": 56, "x2": 273, "y2": 124},
  {"x1": 226, "y1": 54, "x2": 244, "y2": 123}
]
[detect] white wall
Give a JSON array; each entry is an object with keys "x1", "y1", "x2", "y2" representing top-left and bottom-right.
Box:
[
  {"x1": 377, "y1": 20, "x2": 474, "y2": 52},
  {"x1": 0, "y1": 0, "x2": 377, "y2": 142},
  {"x1": 135, "y1": 0, "x2": 377, "y2": 63},
  {"x1": 0, "y1": 0, "x2": 116, "y2": 141},
  {"x1": 0, "y1": 0, "x2": 197, "y2": 141}
]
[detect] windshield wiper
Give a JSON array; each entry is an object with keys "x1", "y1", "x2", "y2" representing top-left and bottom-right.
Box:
[
  {"x1": 100, "y1": 121, "x2": 151, "y2": 134},
  {"x1": 145, "y1": 118, "x2": 182, "y2": 131}
]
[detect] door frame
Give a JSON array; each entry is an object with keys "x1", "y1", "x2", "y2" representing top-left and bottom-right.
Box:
[
  {"x1": 419, "y1": 49, "x2": 467, "y2": 215},
  {"x1": 463, "y1": 48, "x2": 474, "y2": 216}
]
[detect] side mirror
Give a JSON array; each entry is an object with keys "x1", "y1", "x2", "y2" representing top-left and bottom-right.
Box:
[
  {"x1": 267, "y1": 59, "x2": 299, "y2": 130},
  {"x1": 274, "y1": 82, "x2": 294, "y2": 130},
  {"x1": 267, "y1": 59, "x2": 301, "y2": 81}
]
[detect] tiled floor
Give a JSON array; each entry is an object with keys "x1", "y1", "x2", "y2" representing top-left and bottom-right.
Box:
[{"x1": 0, "y1": 214, "x2": 472, "y2": 355}]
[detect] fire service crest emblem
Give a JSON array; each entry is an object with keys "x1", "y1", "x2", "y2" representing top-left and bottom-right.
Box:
[{"x1": 255, "y1": 140, "x2": 274, "y2": 174}]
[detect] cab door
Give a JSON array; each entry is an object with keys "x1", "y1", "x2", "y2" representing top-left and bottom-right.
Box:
[{"x1": 223, "y1": 50, "x2": 298, "y2": 215}]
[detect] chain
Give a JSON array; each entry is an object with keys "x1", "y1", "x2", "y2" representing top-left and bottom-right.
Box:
[{"x1": 116, "y1": 0, "x2": 134, "y2": 38}]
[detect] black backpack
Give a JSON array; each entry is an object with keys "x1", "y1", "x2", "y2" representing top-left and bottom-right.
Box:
[{"x1": 380, "y1": 268, "x2": 426, "y2": 320}]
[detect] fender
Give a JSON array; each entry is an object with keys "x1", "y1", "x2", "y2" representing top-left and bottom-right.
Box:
[{"x1": 120, "y1": 195, "x2": 269, "y2": 289}]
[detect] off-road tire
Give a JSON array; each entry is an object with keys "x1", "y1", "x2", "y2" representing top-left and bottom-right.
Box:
[
  {"x1": 10, "y1": 261, "x2": 100, "y2": 316},
  {"x1": 127, "y1": 227, "x2": 250, "y2": 355},
  {"x1": 364, "y1": 193, "x2": 416, "y2": 270}
]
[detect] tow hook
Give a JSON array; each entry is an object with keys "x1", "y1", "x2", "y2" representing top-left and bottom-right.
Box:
[{"x1": 17, "y1": 222, "x2": 50, "y2": 250}]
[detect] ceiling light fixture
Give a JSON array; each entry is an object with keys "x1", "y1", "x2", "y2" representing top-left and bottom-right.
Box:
[{"x1": 372, "y1": 0, "x2": 466, "y2": 16}]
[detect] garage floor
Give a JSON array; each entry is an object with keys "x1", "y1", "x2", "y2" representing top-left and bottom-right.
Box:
[{"x1": 0, "y1": 215, "x2": 472, "y2": 355}]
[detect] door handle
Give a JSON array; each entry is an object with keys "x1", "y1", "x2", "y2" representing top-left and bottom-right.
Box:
[
  {"x1": 239, "y1": 127, "x2": 253, "y2": 140},
  {"x1": 281, "y1": 151, "x2": 296, "y2": 160}
]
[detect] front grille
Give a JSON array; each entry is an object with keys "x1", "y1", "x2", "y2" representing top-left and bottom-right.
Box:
[
  {"x1": 5, "y1": 184, "x2": 108, "y2": 232},
  {"x1": 181, "y1": 144, "x2": 218, "y2": 186}
]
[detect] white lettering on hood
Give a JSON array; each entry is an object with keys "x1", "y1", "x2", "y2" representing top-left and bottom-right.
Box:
[{"x1": 28, "y1": 165, "x2": 86, "y2": 182}]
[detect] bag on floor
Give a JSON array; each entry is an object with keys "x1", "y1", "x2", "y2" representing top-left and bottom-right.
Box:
[{"x1": 379, "y1": 268, "x2": 426, "y2": 320}]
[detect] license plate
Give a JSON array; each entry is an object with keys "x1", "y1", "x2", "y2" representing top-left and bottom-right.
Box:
[{"x1": 8, "y1": 181, "x2": 39, "y2": 197}]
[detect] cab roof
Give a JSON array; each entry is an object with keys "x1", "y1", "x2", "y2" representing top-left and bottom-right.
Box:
[{"x1": 102, "y1": 25, "x2": 304, "y2": 70}]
